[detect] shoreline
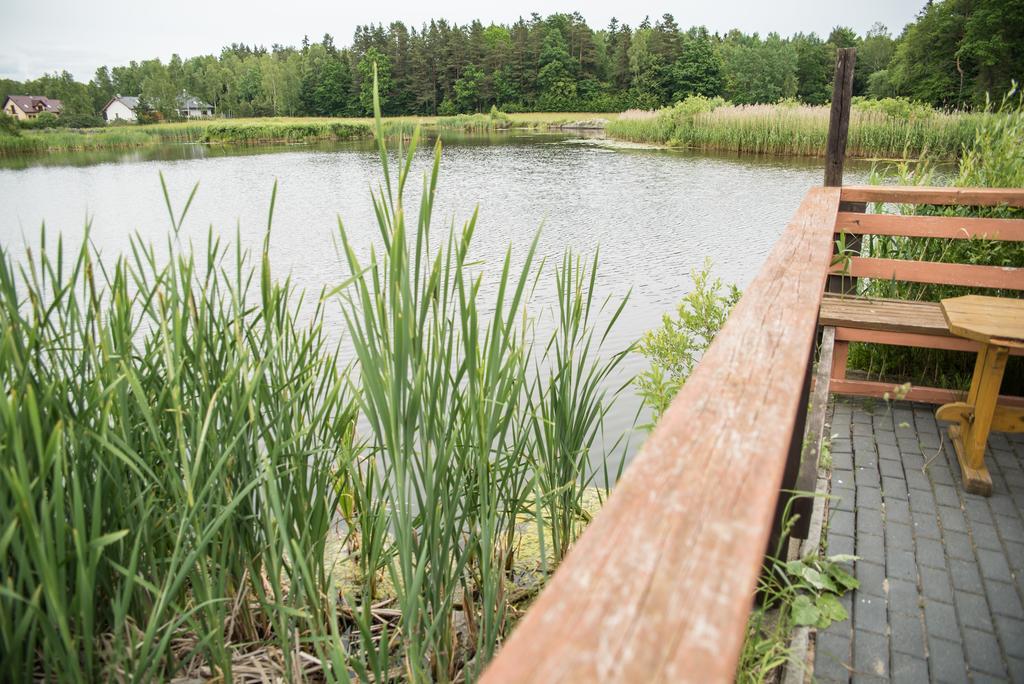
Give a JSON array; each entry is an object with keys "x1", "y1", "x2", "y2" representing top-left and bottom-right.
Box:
[{"x1": 0, "y1": 111, "x2": 965, "y2": 162}]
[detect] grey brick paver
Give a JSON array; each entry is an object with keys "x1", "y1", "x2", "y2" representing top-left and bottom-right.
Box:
[
  {"x1": 886, "y1": 547, "x2": 918, "y2": 581},
  {"x1": 994, "y1": 514, "x2": 1024, "y2": 543},
  {"x1": 912, "y1": 510, "x2": 942, "y2": 539},
  {"x1": 920, "y1": 566, "x2": 954, "y2": 603},
  {"x1": 994, "y1": 615, "x2": 1024, "y2": 659},
  {"x1": 856, "y1": 561, "x2": 886, "y2": 598},
  {"x1": 924, "y1": 601, "x2": 960, "y2": 642},
  {"x1": 815, "y1": 631, "x2": 853, "y2": 682},
  {"x1": 853, "y1": 629, "x2": 889, "y2": 678},
  {"x1": 885, "y1": 499, "x2": 911, "y2": 524},
  {"x1": 953, "y1": 591, "x2": 994, "y2": 632},
  {"x1": 814, "y1": 398, "x2": 1024, "y2": 683},
  {"x1": 963, "y1": 628, "x2": 1007, "y2": 677},
  {"x1": 941, "y1": 531, "x2": 974, "y2": 561},
  {"x1": 947, "y1": 559, "x2": 983, "y2": 593},
  {"x1": 915, "y1": 537, "x2": 946, "y2": 569},
  {"x1": 969, "y1": 523, "x2": 1002, "y2": 551},
  {"x1": 933, "y1": 485, "x2": 960, "y2": 508},
  {"x1": 891, "y1": 652, "x2": 929, "y2": 681},
  {"x1": 976, "y1": 548, "x2": 1013, "y2": 582},
  {"x1": 927, "y1": 636, "x2": 967, "y2": 683},
  {"x1": 888, "y1": 577, "x2": 921, "y2": 615},
  {"x1": 984, "y1": 580, "x2": 1024, "y2": 619},
  {"x1": 1007, "y1": 656, "x2": 1024, "y2": 683},
  {"x1": 829, "y1": 533, "x2": 855, "y2": 557},
  {"x1": 857, "y1": 533, "x2": 884, "y2": 564},
  {"x1": 885, "y1": 521, "x2": 914, "y2": 550},
  {"x1": 854, "y1": 594, "x2": 887, "y2": 634},
  {"x1": 939, "y1": 506, "x2": 968, "y2": 533},
  {"x1": 890, "y1": 612, "x2": 926, "y2": 657}
]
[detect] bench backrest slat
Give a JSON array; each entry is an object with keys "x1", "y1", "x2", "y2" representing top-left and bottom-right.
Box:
[
  {"x1": 835, "y1": 212, "x2": 1024, "y2": 241},
  {"x1": 833, "y1": 257, "x2": 1024, "y2": 290},
  {"x1": 841, "y1": 185, "x2": 1024, "y2": 207}
]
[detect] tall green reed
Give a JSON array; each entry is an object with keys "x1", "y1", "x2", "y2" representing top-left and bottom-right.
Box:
[
  {"x1": 605, "y1": 97, "x2": 988, "y2": 159},
  {"x1": 333, "y1": 70, "x2": 631, "y2": 681},
  {"x1": 1, "y1": 71, "x2": 633, "y2": 682},
  {"x1": 0, "y1": 201, "x2": 358, "y2": 680}
]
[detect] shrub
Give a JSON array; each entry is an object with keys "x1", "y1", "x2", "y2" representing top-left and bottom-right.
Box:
[
  {"x1": 0, "y1": 113, "x2": 19, "y2": 137},
  {"x1": 635, "y1": 259, "x2": 741, "y2": 421}
]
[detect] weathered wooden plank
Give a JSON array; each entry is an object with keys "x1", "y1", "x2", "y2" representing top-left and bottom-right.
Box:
[
  {"x1": 819, "y1": 294, "x2": 951, "y2": 336},
  {"x1": 833, "y1": 257, "x2": 1024, "y2": 290},
  {"x1": 835, "y1": 212, "x2": 1024, "y2": 241},
  {"x1": 773, "y1": 343, "x2": 814, "y2": 544},
  {"x1": 481, "y1": 187, "x2": 842, "y2": 683},
  {"x1": 792, "y1": 326, "x2": 836, "y2": 539},
  {"x1": 841, "y1": 186, "x2": 1024, "y2": 208},
  {"x1": 830, "y1": 378, "x2": 1024, "y2": 408}
]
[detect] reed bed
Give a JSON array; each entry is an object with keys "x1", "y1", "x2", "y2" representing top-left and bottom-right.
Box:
[
  {"x1": 606, "y1": 99, "x2": 990, "y2": 159},
  {"x1": 0, "y1": 77, "x2": 632, "y2": 682},
  {"x1": 436, "y1": 108, "x2": 513, "y2": 131}
]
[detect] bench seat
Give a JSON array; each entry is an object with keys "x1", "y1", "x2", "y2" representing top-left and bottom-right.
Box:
[{"x1": 819, "y1": 295, "x2": 952, "y2": 338}]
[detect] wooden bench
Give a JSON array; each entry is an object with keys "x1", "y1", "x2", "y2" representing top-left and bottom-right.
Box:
[
  {"x1": 821, "y1": 185, "x2": 1024, "y2": 408},
  {"x1": 821, "y1": 293, "x2": 1024, "y2": 406}
]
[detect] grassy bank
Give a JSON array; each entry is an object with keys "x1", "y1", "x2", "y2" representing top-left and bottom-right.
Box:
[
  {"x1": 606, "y1": 97, "x2": 990, "y2": 159},
  {"x1": 0, "y1": 111, "x2": 618, "y2": 157},
  {"x1": 0, "y1": 117, "x2": 377, "y2": 156}
]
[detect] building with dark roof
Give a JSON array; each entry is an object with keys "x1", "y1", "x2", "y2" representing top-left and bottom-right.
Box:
[
  {"x1": 2, "y1": 95, "x2": 64, "y2": 120},
  {"x1": 102, "y1": 95, "x2": 142, "y2": 123},
  {"x1": 176, "y1": 92, "x2": 213, "y2": 118}
]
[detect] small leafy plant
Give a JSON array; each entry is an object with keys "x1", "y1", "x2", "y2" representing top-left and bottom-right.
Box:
[
  {"x1": 635, "y1": 259, "x2": 740, "y2": 421},
  {"x1": 782, "y1": 555, "x2": 859, "y2": 629}
]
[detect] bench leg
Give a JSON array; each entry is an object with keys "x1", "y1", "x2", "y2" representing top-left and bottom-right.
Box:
[
  {"x1": 941, "y1": 343, "x2": 1007, "y2": 497},
  {"x1": 831, "y1": 340, "x2": 849, "y2": 381}
]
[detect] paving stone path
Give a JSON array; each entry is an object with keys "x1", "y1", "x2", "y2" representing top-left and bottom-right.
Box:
[{"x1": 813, "y1": 398, "x2": 1024, "y2": 683}]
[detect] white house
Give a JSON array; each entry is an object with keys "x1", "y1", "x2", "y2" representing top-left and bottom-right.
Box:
[
  {"x1": 176, "y1": 93, "x2": 213, "y2": 118},
  {"x1": 102, "y1": 96, "x2": 140, "y2": 123}
]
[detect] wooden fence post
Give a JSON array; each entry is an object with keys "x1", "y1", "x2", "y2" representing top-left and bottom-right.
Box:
[
  {"x1": 825, "y1": 48, "x2": 857, "y2": 188},
  {"x1": 826, "y1": 48, "x2": 865, "y2": 296}
]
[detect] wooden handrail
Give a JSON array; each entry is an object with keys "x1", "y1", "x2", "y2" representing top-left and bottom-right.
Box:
[
  {"x1": 481, "y1": 187, "x2": 841, "y2": 683},
  {"x1": 841, "y1": 185, "x2": 1024, "y2": 207},
  {"x1": 835, "y1": 212, "x2": 1024, "y2": 241}
]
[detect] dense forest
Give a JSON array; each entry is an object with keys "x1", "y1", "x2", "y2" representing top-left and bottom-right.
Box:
[{"x1": 2, "y1": 0, "x2": 1021, "y2": 125}]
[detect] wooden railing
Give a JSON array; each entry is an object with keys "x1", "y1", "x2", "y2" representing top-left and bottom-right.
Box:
[
  {"x1": 481, "y1": 186, "x2": 842, "y2": 682},
  {"x1": 481, "y1": 184, "x2": 1024, "y2": 682}
]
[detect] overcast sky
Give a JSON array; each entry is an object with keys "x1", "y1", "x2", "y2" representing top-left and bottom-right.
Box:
[{"x1": 1, "y1": 0, "x2": 923, "y2": 82}]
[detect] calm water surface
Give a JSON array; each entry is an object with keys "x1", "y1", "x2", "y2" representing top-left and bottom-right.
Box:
[{"x1": 0, "y1": 132, "x2": 869, "y2": 469}]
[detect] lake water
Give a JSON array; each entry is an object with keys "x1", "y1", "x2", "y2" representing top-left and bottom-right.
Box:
[{"x1": 0, "y1": 131, "x2": 869, "y2": 469}]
